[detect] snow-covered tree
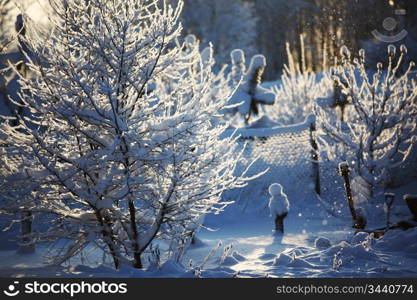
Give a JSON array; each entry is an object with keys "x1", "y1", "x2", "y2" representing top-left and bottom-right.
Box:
[
  {"x1": 225, "y1": 49, "x2": 276, "y2": 124},
  {"x1": 316, "y1": 45, "x2": 417, "y2": 201},
  {"x1": 0, "y1": 0, "x2": 257, "y2": 270}
]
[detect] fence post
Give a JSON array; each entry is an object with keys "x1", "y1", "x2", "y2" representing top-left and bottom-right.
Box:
[
  {"x1": 384, "y1": 193, "x2": 395, "y2": 228},
  {"x1": 17, "y1": 211, "x2": 35, "y2": 254},
  {"x1": 338, "y1": 162, "x2": 366, "y2": 229},
  {"x1": 404, "y1": 194, "x2": 417, "y2": 221},
  {"x1": 309, "y1": 117, "x2": 321, "y2": 195}
]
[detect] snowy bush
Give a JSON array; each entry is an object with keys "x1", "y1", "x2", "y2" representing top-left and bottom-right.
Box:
[
  {"x1": 0, "y1": 0, "x2": 258, "y2": 270},
  {"x1": 316, "y1": 45, "x2": 417, "y2": 201},
  {"x1": 267, "y1": 42, "x2": 332, "y2": 125}
]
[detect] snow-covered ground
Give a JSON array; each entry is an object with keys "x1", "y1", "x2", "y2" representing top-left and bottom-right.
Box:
[
  {"x1": 1, "y1": 180, "x2": 416, "y2": 278},
  {"x1": 1, "y1": 0, "x2": 417, "y2": 281},
  {"x1": 195, "y1": 203, "x2": 417, "y2": 278},
  {"x1": 184, "y1": 179, "x2": 417, "y2": 278}
]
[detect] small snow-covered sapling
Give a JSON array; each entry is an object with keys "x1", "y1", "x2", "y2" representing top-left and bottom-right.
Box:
[
  {"x1": 332, "y1": 251, "x2": 343, "y2": 271},
  {"x1": 384, "y1": 193, "x2": 395, "y2": 228},
  {"x1": 268, "y1": 183, "x2": 290, "y2": 233}
]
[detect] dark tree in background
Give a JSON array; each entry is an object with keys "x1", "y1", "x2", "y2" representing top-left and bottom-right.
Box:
[
  {"x1": 251, "y1": 0, "x2": 417, "y2": 79},
  {"x1": 169, "y1": 0, "x2": 258, "y2": 66},
  {"x1": 166, "y1": 0, "x2": 417, "y2": 79},
  {"x1": 2, "y1": 0, "x2": 417, "y2": 89}
]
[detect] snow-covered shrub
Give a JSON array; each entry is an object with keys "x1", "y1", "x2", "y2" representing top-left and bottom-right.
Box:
[
  {"x1": 267, "y1": 42, "x2": 332, "y2": 125},
  {"x1": 225, "y1": 49, "x2": 276, "y2": 124},
  {"x1": 316, "y1": 45, "x2": 417, "y2": 201},
  {"x1": 0, "y1": 0, "x2": 258, "y2": 270},
  {"x1": 268, "y1": 183, "x2": 289, "y2": 217}
]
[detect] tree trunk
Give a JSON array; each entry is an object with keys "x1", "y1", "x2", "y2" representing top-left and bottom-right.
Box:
[
  {"x1": 339, "y1": 163, "x2": 367, "y2": 229},
  {"x1": 310, "y1": 122, "x2": 321, "y2": 195},
  {"x1": 128, "y1": 200, "x2": 143, "y2": 269},
  {"x1": 17, "y1": 211, "x2": 35, "y2": 254},
  {"x1": 133, "y1": 251, "x2": 143, "y2": 269},
  {"x1": 95, "y1": 210, "x2": 120, "y2": 270}
]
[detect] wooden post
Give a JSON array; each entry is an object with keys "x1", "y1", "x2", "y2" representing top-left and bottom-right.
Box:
[
  {"x1": 17, "y1": 211, "x2": 35, "y2": 254},
  {"x1": 274, "y1": 212, "x2": 288, "y2": 233},
  {"x1": 384, "y1": 193, "x2": 395, "y2": 228},
  {"x1": 339, "y1": 162, "x2": 356, "y2": 219},
  {"x1": 338, "y1": 162, "x2": 366, "y2": 229},
  {"x1": 404, "y1": 194, "x2": 417, "y2": 221},
  {"x1": 309, "y1": 120, "x2": 321, "y2": 195}
]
